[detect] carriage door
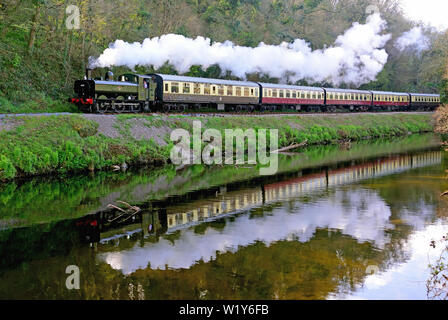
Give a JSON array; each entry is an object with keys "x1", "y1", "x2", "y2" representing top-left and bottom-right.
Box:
[{"x1": 143, "y1": 78, "x2": 156, "y2": 102}]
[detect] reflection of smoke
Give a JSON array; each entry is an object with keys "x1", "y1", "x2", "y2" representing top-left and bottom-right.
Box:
[
  {"x1": 99, "y1": 189, "x2": 402, "y2": 273},
  {"x1": 89, "y1": 14, "x2": 391, "y2": 86},
  {"x1": 395, "y1": 27, "x2": 430, "y2": 53}
]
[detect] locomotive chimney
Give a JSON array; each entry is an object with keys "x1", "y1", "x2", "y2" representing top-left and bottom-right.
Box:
[{"x1": 86, "y1": 68, "x2": 92, "y2": 80}]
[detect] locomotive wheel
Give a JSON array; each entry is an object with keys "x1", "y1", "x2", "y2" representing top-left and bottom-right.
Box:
[
  {"x1": 131, "y1": 104, "x2": 141, "y2": 113},
  {"x1": 95, "y1": 102, "x2": 107, "y2": 114},
  {"x1": 163, "y1": 105, "x2": 171, "y2": 113},
  {"x1": 114, "y1": 102, "x2": 125, "y2": 113},
  {"x1": 142, "y1": 102, "x2": 151, "y2": 113}
]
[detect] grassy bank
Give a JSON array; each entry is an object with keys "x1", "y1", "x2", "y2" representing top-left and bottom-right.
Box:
[
  {"x1": 0, "y1": 96, "x2": 77, "y2": 114},
  {"x1": 0, "y1": 113, "x2": 434, "y2": 181}
]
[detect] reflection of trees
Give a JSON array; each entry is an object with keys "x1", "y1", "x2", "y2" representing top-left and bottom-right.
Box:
[
  {"x1": 0, "y1": 229, "x2": 379, "y2": 299},
  {"x1": 0, "y1": 216, "x2": 418, "y2": 300},
  {"x1": 427, "y1": 233, "x2": 448, "y2": 300}
]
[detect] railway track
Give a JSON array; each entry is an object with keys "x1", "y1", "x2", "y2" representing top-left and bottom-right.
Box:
[{"x1": 0, "y1": 111, "x2": 435, "y2": 118}]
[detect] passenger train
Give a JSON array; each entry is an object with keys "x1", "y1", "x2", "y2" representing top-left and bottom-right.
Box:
[{"x1": 70, "y1": 69, "x2": 441, "y2": 113}]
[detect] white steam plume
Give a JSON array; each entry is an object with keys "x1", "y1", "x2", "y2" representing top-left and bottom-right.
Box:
[
  {"x1": 395, "y1": 27, "x2": 430, "y2": 53},
  {"x1": 90, "y1": 14, "x2": 391, "y2": 86}
]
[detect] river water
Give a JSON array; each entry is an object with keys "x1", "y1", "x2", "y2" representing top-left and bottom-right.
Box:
[{"x1": 0, "y1": 134, "x2": 447, "y2": 300}]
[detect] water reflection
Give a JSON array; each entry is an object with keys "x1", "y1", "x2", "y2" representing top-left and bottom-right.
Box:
[
  {"x1": 0, "y1": 137, "x2": 447, "y2": 300},
  {"x1": 0, "y1": 134, "x2": 441, "y2": 230},
  {"x1": 98, "y1": 151, "x2": 441, "y2": 273}
]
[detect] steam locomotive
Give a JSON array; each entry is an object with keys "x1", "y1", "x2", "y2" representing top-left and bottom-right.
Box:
[{"x1": 70, "y1": 69, "x2": 440, "y2": 113}]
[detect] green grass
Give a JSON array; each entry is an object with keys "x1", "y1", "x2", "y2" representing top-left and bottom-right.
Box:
[
  {"x1": 0, "y1": 115, "x2": 169, "y2": 181},
  {"x1": 0, "y1": 96, "x2": 77, "y2": 114},
  {"x1": 0, "y1": 113, "x2": 434, "y2": 181}
]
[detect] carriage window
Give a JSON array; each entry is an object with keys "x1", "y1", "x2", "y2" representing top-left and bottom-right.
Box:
[
  {"x1": 227, "y1": 86, "x2": 233, "y2": 96},
  {"x1": 255, "y1": 88, "x2": 259, "y2": 96},
  {"x1": 194, "y1": 83, "x2": 201, "y2": 94},
  {"x1": 171, "y1": 82, "x2": 179, "y2": 93},
  {"x1": 164, "y1": 83, "x2": 169, "y2": 92},
  {"x1": 204, "y1": 84, "x2": 211, "y2": 95},
  {"x1": 182, "y1": 83, "x2": 191, "y2": 94},
  {"x1": 212, "y1": 86, "x2": 217, "y2": 94},
  {"x1": 264, "y1": 89, "x2": 268, "y2": 96},
  {"x1": 286, "y1": 90, "x2": 290, "y2": 98},
  {"x1": 218, "y1": 85, "x2": 224, "y2": 95},
  {"x1": 251, "y1": 88, "x2": 254, "y2": 96},
  {"x1": 292, "y1": 91, "x2": 297, "y2": 98},
  {"x1": 301, "y1": 92, "x2": 305, "y2": 99},
  {"x1": 279, "y1": 90, "x2": 284, "y2": 98},
  {"x1": 272, "y1": 89, "x2": 278, "y2": 97},
  {"x1": 244, "y1": 88, "x2": 250, "y2": 97},
  {"x1": 236, "y1": 87, "x2": 242, "y2": 96}
]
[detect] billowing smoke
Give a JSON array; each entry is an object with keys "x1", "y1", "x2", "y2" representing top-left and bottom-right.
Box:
[
  {"x1": 395, "y1": 27, "x2": 430, "y2": 53},
  {"x1": 90, "y1": 14, "x2": 391, "y2": 86}
]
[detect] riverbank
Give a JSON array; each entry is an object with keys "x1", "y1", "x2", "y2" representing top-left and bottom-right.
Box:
[{"x1": 0, "y1": 113, "x2": 435, "y2": 181}]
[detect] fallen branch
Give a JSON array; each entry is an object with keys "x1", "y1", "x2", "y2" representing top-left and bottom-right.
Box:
[
  {"x1": 107, "y1": 204, "x2": 127, "y2": 213},
  {"x1": 107, "y1": 201, "x2": 141, "y2": 223},
  {"x1": 271, "y1": 140, "x2": 308, "y2": 154}
]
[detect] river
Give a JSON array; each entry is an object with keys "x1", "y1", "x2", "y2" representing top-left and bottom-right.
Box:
[{"x1": 0, "y1": 133, "x2": 447, "y2": 299}]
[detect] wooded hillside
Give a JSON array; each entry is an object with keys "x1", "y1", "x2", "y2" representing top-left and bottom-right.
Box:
[{"x1": 0, "y1": 0, "x2": 447, "y2": 112}]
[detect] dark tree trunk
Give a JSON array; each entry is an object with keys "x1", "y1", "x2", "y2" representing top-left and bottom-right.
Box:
[{"x1": 27, "y1": 4, "x2": 41, "y2": 55}]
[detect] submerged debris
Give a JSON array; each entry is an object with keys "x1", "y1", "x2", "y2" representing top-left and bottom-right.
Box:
[
  {"x1": 107, "y1": 201, "x2": 141, "y2": 223},
  {"x1": 339, "y1": 139, "x2": 352, "y2": 150}
]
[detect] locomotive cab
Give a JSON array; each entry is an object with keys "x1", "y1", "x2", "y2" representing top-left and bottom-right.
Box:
[{"x1": 70, "y1": 70, "x2": 157, "y2": 113}]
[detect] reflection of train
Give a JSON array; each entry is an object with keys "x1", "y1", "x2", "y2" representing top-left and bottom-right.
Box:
[
  {"x1": 74, "y1": 150, "x2": 441, "y2": 243},
  {"x1": 70, "y1": 69, "x2": 441, "y2": 113},
  {"x1": 164, "y1": 151, "x2": 442, "y2": 231}
]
